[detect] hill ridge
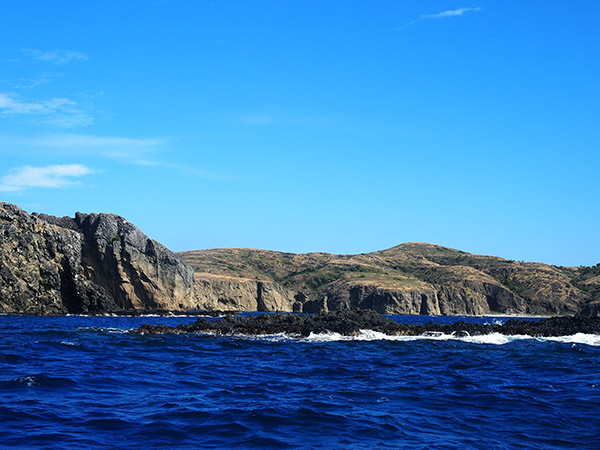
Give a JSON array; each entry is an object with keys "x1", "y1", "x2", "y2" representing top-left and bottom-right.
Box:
[{"x1": 179, "y1": 244, "x2": 600, "y2": 316}]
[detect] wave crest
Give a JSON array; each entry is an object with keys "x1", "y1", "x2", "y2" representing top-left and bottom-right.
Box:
[{"x1": 302, "y1": 330, "x2": 600, "y2": 346}]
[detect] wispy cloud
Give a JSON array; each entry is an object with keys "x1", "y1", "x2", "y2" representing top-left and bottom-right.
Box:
[
  {"x1": 394, "y1": 20, "x2": 416, "y2": 31},
  {"x1": 14, "y1": 74, "x2": 59, "y2": 89},
  {"x1": 134, "y1": 160, "x2": 230, "y2": 179},
  {"x1": 25, "y1": 134, "x2": 163, "y2": 161},
  {"x1": 0, "y1": 134, "x2": 225, "y2": 179},
  {"x1": 421, "y1": 7, "x2": 482, "y2": 20},
  {"x1": 22, "y1": 49, "x2": 90, "y2": 65},
  {"x1": 0, "y1": 164, "x2": 93, "y2": 192},
  {"x1": 28, "y1": 134, "x2": 163, "y2": 150},
  {"x1": 0, "y1": 92, "x2": 93, "y2": 128},
  {"x1": 396, "y1": 6, "x2": 482, "y2": 30},
  {"x1": 0, "y1": 134, "x2": 162, "y2": 159}
]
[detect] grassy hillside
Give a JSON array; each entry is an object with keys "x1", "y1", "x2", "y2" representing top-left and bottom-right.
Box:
[{"x1": 179, "y1": 243, "x2": 599, "y2": 312}]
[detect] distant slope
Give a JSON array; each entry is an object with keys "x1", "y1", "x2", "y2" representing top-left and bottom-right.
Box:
[{"x1": 179, "y1": 243, "x2": 600, "y2": 316}]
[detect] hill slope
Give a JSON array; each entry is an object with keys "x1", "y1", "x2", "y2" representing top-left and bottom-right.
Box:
[{"x1": 179, "y1": 243, "x2": 600, "y2": 315}]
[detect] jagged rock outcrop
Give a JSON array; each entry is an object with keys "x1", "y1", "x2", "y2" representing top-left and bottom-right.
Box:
[
  {"x1": 73, "y1": 211, "x2": 197, "y2": 312},
  {"x1": 0, "y1": 202, "x2": 197, "y2": 313},
  {"x1": 1, "y1": 202, "x2": 87, "y2": 314},
  {"x1": 0, "y1": 202, "x2": 297, "y2": 314}
]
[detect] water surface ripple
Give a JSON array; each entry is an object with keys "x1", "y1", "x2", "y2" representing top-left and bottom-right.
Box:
[{"x1": 0, "y1": 315, "x2": 598, "y2": 449}]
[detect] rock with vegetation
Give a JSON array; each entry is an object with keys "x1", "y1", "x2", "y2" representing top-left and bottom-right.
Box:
[{"x1": 179, "y1": 243, "x2": 599, "y2": 316}]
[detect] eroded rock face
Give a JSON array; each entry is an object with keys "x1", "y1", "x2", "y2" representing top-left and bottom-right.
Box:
[
  {"x1": 180, "y1": 243, "x2": 599, "y2": 316},
  {"x1": 192, "y1": 277, "x2": 297, "y2": 312},
  {"x1": 73, "y1": 212, "x2": 197, "y2": 312},
  {"x1": 312, "y1": 280, "x2": 528, "y2": 316},
  {"x1": 0, "y1": 203, "x2": 83, "y2": 314},
  {"x1": 0, "y1": 202, "x2": 197, "y2": 314},
  {"x1": 0, "y1": 202, "x2": 298, "y2": 314}
]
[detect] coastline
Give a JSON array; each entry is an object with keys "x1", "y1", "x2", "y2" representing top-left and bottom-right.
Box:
[
  {"x1": 1, "y1": 310, "x2": 558, "y2": 319},
  {"x1": 130, "y1": 309, "x2": 600, "y2": 338}
]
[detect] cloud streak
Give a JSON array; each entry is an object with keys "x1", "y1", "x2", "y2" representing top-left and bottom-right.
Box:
[
  {"x1": 0, "y1": 92, "x2": 93, "y2": 128},
  {"x1": 396, "y1": 6, "x2": 482, "y2": 30},
  {"x1": 421, "y1": 7, "x2": 482, "y2": 20},
  {"x1": 22, "y1": 49, "x2": 90, "y2": 65},
  {"x1": 0, "y1": 164, "x2": 93, "y2": 192},
  {"x1": 14, "y1": 74, "x2": 58, "y2": 89},
  {"x1": 27, "y1": 134, "x2": 163, "y2": 150},
  {"x1": 0, "y1": 134, "x2": 162, "y2": 159},
  {"x1": 0, "y1": 134, "x2": 226, "y2": 179}
]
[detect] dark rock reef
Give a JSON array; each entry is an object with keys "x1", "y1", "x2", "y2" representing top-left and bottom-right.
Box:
[{"x1": 132, "y1": 309, "x2": 600, "y2": 338}]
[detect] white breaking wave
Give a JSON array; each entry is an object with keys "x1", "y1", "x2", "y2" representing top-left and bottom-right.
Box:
[
  {"x1": 299, "y1": 330, "x2": 600, "y2": 346},
  {"x1": 66, "y1": 313, "x2": 207, "y2": 318},
  {"x1": 13, "y1": 375, "x2": 38, "y2": 387},
  {"x1": 545, "y1": 333, "x2": 600, "y2": 346},
  {"x1": 117, "y1": 327, "x2": 600, "y2": 346},
  {"x1": 77, "y1": 326, "x2": 128, "y2": 334},
  {"x1": 483, "y1": 319, "x2": 505, "y2": 326},
  {"x1": 198, "y1": 329, "x2": 600, "y2": 346}
]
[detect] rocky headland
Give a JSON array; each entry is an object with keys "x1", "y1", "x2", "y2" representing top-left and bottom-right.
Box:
[
  {"x1": 0, "y1": 202, "x2": 196, "y2": 314},
  {"x1": 1, "y1": 201, "x2": 598, "y2": 316}
]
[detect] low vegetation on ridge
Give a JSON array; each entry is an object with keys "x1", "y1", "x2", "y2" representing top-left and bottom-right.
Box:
[{"x1": 179, "y1": 243, "x2": 600, "y2": 315}]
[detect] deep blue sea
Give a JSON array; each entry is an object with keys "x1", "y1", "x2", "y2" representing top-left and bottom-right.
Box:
[{"x1": 1, "y1": 314, "x2": 599, "y2": 449}]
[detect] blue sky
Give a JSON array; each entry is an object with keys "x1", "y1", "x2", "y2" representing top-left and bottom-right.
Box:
[{"x1": 0, "y1": 1, "x2": 598, "y2": 266}]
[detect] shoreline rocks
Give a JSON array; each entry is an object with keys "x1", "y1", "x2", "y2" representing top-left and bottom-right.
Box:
[{"x1": 131, "y1": 309, "x2": 600, "y2": 338}]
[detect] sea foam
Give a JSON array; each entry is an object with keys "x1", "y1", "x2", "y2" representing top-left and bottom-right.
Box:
[{"x1": 300, "y1": 330, "x2": 600, "y2": 346}]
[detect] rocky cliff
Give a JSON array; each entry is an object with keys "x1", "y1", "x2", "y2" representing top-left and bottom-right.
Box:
[
  {"x1": 0, "y1": 202, "x2": 296, "y2": 314},
  {"x1": 1, "y1": 201, "x2": 598, "y2": 315},
  {"x1": 193, "y1": 274, "x2": 299, "y2": 312},
  {"x1": 0, "y1": 202, "x2": 196, "y2": 313}
]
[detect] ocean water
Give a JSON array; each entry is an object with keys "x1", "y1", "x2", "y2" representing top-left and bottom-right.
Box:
[{"x1": 1, "y1": 314, "x2": 599, "y2": 449}]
